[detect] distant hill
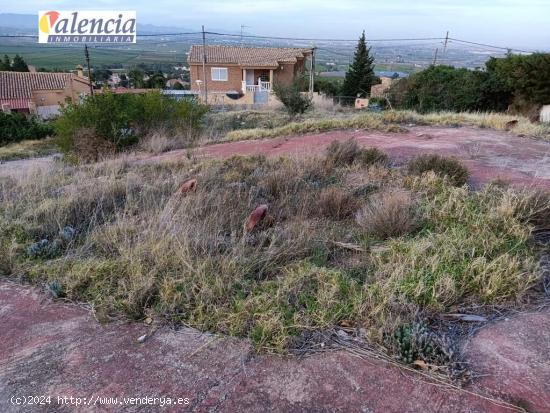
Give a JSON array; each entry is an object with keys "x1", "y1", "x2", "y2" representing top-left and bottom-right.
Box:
[
  {"x1": 0, "y1": 13, "x2": 196, "y2": 34},
  {"x1": 0, "y1": 13, "x2": 35, "y2": 29}
]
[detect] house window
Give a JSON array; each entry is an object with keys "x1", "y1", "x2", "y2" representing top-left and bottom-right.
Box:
[{"x1": 211, "y1": 67, "x2": 228, "y2": 81}]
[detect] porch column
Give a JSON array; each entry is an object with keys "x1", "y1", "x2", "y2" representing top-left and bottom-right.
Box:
[
  {"x1": 242, "y1": 69, "x2": 247, "y2": 93},
  {"x1": 269, "y1": 69, "x2": 273, "y2": 90}
]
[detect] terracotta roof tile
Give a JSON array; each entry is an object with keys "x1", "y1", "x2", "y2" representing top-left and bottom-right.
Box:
[
  {"x1": 0, "y1": 71, "x2": 77, "y2": 100},
  {"x1": 188, "y1": 45, "x2": 311, "y2": 68}
]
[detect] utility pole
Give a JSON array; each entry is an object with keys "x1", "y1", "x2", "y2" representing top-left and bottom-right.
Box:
[
  {"x1": 443, "y1": 30, "x2": 450, "y2": 53},
  {"x1": 240, "y1": 25, "x2": 250, "y2": 46},
  {"x1": 432, "y1": 47, "x2": 439, "y2": 66},
  {"x1": 309, "y1": 47, "x2": 316, "y2": 96},
  {"x1": 84, "y1": 44, "x2": 94, "y2": 97},
  {"x1": 201, "y1": 25, "x2": 208, "y2": 104}
]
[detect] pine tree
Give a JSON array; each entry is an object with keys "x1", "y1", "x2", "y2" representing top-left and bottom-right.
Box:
[
  {"x1": 11, "y1": 55, "x2": 29, "y2": 72},
  {"x1": 341, "y1": 31, "x2": 376, "y2": 98},
  {"x1": 1, "y1": 55, "x2": 10, "y2": 71}
]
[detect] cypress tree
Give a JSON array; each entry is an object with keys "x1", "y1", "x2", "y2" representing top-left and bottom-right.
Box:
[
  {"x1": 1, "y1": 55, "x2": 10, "y2": 71},
  {"x1": 341, "y1": 31, "x2": 376, "y2": 98},
  {"x1": 11, "y1": 55, "x2": 29, "y2": 72}
]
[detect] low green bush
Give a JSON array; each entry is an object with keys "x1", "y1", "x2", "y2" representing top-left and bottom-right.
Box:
[
  {"x1": 407, "y1": 154, "x2": 470, "y2": 186},
  {"x1": 273, "y1": 77, "x2": 313, "y2": 118},
  {"x1": 55, "y1": 91, "x2": 208, "y2": 153},
  {"x1": 0, "y1": 112, "x2": 54, "y2": 146}
]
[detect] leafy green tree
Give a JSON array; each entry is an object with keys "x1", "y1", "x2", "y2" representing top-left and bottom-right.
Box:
[
  {"x1": 147, "y1": 71, "x2": 166, "y2": 89},
  {"x1": 389, "y1": 65, "x2": 501, "y2": 113},
  {"x1": 128, "y1": 68, "x2": 145, "y2": 88},
  {"x1": 341, "y1": 31, "x2": 377, "y2": 98},
  {"x1": 1, "y1": 55, "x2": 11, "y2": 71},
  {"x1": 273, "y1": 77, "x2": 313, "y2": 118},
  {"x1": 93, "y1": 68, "x2": 113, "y2": 83},
  {"x1": 487, "y1": 53, "x2": 550, "y2": 105},
  {"x1": 11, "y1": 54, "x2": 29, "y2": 72},
  {"x1": 119, "y1": 73, "x2": 129, "y2": 88},
  {"x1": 314, "y1": 78, "x2": 342, "y2": 97}
]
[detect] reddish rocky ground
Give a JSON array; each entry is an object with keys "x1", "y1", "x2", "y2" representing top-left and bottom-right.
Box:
[
  {"x1": 2, "y1": 281, "x2": 549, "y2": 413},
  {"x1": 138, "y1": 126, "x2": 550, "y2": 189}
]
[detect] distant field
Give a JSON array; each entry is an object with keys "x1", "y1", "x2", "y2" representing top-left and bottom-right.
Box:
[{"x1": 0, "y1": 40, "x2": 190, "y2": 69}]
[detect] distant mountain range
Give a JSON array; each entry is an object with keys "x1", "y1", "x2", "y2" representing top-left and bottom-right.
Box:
[{"x1": 0, "y1": 13, "x2": 197, "y2": 34}]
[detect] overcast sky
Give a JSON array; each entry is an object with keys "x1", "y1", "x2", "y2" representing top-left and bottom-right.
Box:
[{"x1": 2, "y1": 0, "x2": 548, "y2": 50}]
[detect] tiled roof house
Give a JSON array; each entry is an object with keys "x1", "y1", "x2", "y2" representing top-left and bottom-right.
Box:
[
  {"x1": 187, "y1": 45, "x2": 312, "y2": 103},
  {"x1": 0, "y1": 71, "x2": 91, "y2": 118}
]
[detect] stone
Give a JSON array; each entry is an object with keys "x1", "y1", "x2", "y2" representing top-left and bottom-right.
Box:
[
  {"x1": 178, "y1": 179, "x2": 197, "y2": 195},
  {"x1": 244, "y1": 204, "x2": 268, "y2": 232}
]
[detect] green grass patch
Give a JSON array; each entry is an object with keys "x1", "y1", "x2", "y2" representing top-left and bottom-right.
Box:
[
  {"x1": 0, "y1": 138, "x2": 58, "y2": 161},
  {"x1": 0, "y1": 147, "x2": 546, "y2": 363}
]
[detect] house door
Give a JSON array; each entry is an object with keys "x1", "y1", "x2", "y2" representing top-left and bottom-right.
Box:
[{"x1": 246, "y1": 70, "x2": 255, "y2": 86}]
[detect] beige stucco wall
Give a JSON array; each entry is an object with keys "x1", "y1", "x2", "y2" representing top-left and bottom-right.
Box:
[
  {"x1": 190, "y1": 64, "x2": 243, "y2": 93},
  {"x1": 190, "y1": 58, "x2": 307, "y2": 93},
  {"x1": 31, "y1": 77, "x2": 90, "y2": 107}
]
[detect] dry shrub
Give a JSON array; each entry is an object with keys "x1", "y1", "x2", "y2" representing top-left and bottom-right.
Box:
[
  {"x1": 357, "y1": 147, "x2": 390, "y2": 166},
  {"x1": 356, "y1": 190, "x2": 416, "y2": 238},
  {"x1": 407, "y1": 154, "x2": 469, "y2": 186},
  {"x1": 140, "y1": 132, "x2": 181, "y2": 154},
  {"x1": 325, "y1": 139, "x2": 362, "y2": 167},
  {"x1": 72, "y1": 127, "x2": 116, "y2": 163},
  {"x1": 325, "y1": 139, "x2": 390, "y2": 169},
  {"x1": 317, "y1": 187, "x2": 359, "y2": 219},
  {"x1": 513, "y1": 189, "x2": 550, "y2": 228}
]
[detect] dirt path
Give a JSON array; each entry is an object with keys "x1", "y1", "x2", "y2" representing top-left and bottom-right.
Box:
[
  {"x1": 3, "y1": 281, "x2": 549, "y2": 413},
  {"x1": 139, "y1": 126, "x2": 550, "y2": 188}
]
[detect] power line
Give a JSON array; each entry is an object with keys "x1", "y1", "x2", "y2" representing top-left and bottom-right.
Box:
[
  {"x1": 448, "y1": 38, "x2": 532, "y2": 54},
  {"x1": 205, "y1": 31, "x2": 445, "y2": 43},
  {"x1": 0, "y1": 30, "x2": 535, "y2": 54}
]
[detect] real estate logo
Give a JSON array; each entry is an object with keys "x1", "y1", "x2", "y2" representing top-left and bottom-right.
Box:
[{"x1": 38, "y1": 11, "x2": 136, "y2": 43}]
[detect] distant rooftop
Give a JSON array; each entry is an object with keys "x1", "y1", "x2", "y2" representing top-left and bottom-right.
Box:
[
  {"x1": 0, "y1": 71, "x2": 87, "y2": 100},
  {"x1": 188, "y1": 45, "x2": 312, "y2": 68},
  {"x1": 0, "y1": 71, "x2": 89, "y2": 109}
]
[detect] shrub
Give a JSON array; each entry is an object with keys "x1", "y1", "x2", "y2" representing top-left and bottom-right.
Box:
[
  {"x1": 273, "y1": 77, "x2": 312, "y2": 117},
  {"x1": 389, "y1": 66, "x2": 498, "y2": 113},
  {"x1": 355, "y1": 190, "x2": 416, "y2": 238},
  {"x1": 325, "y1": 139, "x2": 362, "y2": 167},
  {"x1": 0, "y1": 112, "x2": 54, "y2": 146},
  {"x1": 317, "y1": 187, "x2": 359, "y2": 219},
  {"x1": 55, "y1": 91, "x2": 208, "y2": 154},
  {"x1": 357, "y1": 147, "x2": 390, "y2": 166},
  {"x1": 314, "y1": 77, "x2": 342, "y2": 97},
  {"x1": 325, "y1": 139, "x2": 390, "y2": 168},
  {"x1": 407, "y1": 154, "x2": 469, "y2": 186}
]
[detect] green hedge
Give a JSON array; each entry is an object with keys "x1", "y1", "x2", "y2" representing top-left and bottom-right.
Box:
[{"x1": 0, "y1": 112, "x2": 54, "y2": 146}]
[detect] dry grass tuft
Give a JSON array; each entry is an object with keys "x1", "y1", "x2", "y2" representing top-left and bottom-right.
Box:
[
  {"x1": 325, "y1": 139, "x2": 390, "y2": 169},
  {"x1": 325, "y1": 139, "x2": 363, "y2": 167},
  {"x1": 356, "y1": 190, "x2": 416, "y2": 239},
  {"x1": 317, "y1": 187, "x2": 359, "y2": 219},
  {"x1": 407, "y1": 154, "x2": 470, "y2": 187},
  {"x1": 140, "y1": 132, "x2": 182, "y2": 154}
]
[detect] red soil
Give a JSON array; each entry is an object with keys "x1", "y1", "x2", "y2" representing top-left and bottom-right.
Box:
[
  {"x1": 2, "y1": 281, "x2": 543, "y2": 413},
  {"x1": 139, "y1": 126, "x2": 550, "y2": 189}
]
